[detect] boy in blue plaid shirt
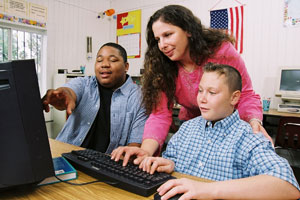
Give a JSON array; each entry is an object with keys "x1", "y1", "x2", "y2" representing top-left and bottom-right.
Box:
[{"x1": 141, "y1": 63, "x2": 300, "y2": 200}]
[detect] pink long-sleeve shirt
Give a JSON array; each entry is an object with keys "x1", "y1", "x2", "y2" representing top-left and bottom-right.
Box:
[{"x1": 143, "y1": 42, "x2": 262, "y2": 147}]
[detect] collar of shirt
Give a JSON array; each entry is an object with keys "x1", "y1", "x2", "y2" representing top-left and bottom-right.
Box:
[
  {"x1": 204, "y1": 110, "x2": 240, "y2": 137},
  {"x1": 92, "y1": 75, "x2": 135, "y2": 96}
]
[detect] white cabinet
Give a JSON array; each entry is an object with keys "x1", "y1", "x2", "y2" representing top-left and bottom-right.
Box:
[{"x1": 52, "y1": 73, "x2": 84, "y2": 138}]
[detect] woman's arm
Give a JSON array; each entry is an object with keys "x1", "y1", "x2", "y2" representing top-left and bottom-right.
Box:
[
  {"x1": 111, "y1": 92, "x2": 173, "y2": 166},
  {"x1": 142, "y1": 92, "x2": 173, "y2": 154}
]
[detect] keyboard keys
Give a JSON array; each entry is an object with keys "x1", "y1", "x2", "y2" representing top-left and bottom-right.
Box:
[{"x1": 62, "y1": 149, "x2": 175, "y2": 197}]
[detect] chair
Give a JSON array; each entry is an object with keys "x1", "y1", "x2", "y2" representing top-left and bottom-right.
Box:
[{"x1": 275, "y1": 117, "x2": 300, "y2": 183}]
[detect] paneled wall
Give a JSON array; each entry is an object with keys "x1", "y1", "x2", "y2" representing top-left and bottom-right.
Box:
[
  {"x1": 28, "y1": 0, "x2": 112, "y2": 91},
  {"x1": 110, "y1": 0, "x2": 300, "y2": 108}
]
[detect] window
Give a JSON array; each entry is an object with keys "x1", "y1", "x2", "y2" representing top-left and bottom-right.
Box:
[
  {"x1": 0, "y1": 26, "x2": 45, "y2": 91},
  {"x1": 0, "y1": 27, "x2": 9, "y2": 62}
]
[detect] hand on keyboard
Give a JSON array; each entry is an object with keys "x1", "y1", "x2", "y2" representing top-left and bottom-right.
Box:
[
  {"x1": 139, "y1": 157, "x2": 175, "y2": 174},
  {"x1": 111, "y1": 146, "x2": 150, "y2": 166},
  {"x1": 62, "y1": 149, "x2": 175, "y2": 197}
]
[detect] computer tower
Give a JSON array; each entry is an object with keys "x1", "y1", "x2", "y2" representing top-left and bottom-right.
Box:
[{"x1": 0, "y1": 59, "x2": 54, "y2": 190}]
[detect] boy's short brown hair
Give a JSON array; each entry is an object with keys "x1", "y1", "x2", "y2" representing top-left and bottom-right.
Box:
[{"x1": 204, "y1": 63, "x2": 242, "y2": 92}]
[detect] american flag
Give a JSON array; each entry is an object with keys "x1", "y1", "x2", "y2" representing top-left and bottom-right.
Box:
[{"x1": 210, "y1": 6, "x2": 244, "y2": 54}]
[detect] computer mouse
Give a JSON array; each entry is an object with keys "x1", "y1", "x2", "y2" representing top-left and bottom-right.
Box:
[{"x1": 154, "y1": 192, "x2": 183, "y2": 200}]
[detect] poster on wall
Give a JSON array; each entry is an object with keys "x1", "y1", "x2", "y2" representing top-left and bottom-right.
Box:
[
  {"x1": 29, "y1": 3, "x2": 47, "y2": 23},
  {"x1": 0, "y1": 0, "x2": 47, "y2": 28},
  {"x1": 116, "y1": 10, "x2": 141, "y2": 58},
  {"x1": 117, "y1": 33, "x2": 140, "y2": 58},
  {"x1": 0, "y1": 0, "x2": 4, "y2": 13},
  {"x1": 4, "y1": 0, "x2": 27, "y2": 18},
  {"x1": 284, "y1": 0, "x2": 300, "y2": 27}
]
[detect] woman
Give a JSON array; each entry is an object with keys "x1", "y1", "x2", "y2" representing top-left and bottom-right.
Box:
[{"x1": 111, "y1": 5, "x2": 271, "y2": 166}]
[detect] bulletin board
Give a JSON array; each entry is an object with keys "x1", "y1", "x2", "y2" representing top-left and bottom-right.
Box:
[
  {"x1": 0, "y1": 0, "x2": 47, "y2": 28},
  {"x1": 284, "y1": 0, "x2": 300, "y2": 27},
  {"x1": 116, "y1": 10, "x2": 141, "y2": 58}
]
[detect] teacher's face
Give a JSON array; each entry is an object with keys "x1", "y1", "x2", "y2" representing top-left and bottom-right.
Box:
[{"x1": 152, "y1": 19, "x2": 190, "y2": 62}]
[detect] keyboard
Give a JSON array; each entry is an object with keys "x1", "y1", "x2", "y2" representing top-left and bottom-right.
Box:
[{"x1": 62, "y1": 149, "x2": 175, "y2": 197}]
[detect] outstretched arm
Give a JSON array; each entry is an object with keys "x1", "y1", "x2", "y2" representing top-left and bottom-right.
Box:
[
  {"x1": 157, "y1": 175, "x2": 300, "y2": 200},
  {"x1": 42, "y1": 87, "x2": 76, "y2": 115}
]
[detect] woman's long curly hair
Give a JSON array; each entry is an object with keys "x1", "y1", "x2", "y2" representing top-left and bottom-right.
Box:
[{"x1": 142, "y1": 5, "x2": 234, "y2": 114}]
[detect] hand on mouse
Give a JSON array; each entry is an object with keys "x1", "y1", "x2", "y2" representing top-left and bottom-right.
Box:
[{"x1": 157, "y1": 178, "x2": 211, "y2": 200}]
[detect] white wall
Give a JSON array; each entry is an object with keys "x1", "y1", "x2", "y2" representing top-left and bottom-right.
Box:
[
  {"x1": 28, "y1": 0, "x2": 112, "y2": 91},
  {"x1": 110, "y1": 0, "x2": 300, "y2": 109},
  {"x1": 23, "y1": 0, "x2": 113, "y2": 137}
]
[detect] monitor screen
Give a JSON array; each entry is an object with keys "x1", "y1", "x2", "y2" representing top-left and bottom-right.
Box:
[{"x1": 279, "y1": 69, "x2": 300, "y2": 92}]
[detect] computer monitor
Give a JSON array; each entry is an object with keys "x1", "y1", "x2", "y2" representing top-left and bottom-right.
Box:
[
  {"x1": 276, "y1": 68, "x2": 300, "y2": 101},
  {"x1": 0, "y1": 59, "x2": 54, "y2": 190}
]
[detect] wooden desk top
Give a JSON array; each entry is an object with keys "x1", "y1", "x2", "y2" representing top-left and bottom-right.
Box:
[
  {"x1": 263, "y1": 108, "x2": 300, "y2": 118},
  {"x1": 0, "y1": 139, "x2": 210, "y2": 200}
]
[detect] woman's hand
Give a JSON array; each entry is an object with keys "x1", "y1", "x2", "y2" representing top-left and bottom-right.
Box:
[
  {"x1": 139, "y1": 157, "x2": 174, "y2": 174},
  {"x1": 111, "y1": 146, "x2": 150, "y2": 166},
  {"x1": 249, "y1": 119, "x2": 274, "y2": 146}
]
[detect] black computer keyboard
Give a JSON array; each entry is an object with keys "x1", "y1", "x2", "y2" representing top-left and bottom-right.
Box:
[{"x1": 62, "y1": 149, "x2": 175, "y2": 197}]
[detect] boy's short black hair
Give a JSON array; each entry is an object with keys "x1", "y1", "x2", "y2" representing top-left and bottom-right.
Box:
[
  {"x1": 204, "y1": 63, "x2": 242, "y2": 92},
  {"x1": 100, "y1": 42, "x2": 127, "y2": 63}
]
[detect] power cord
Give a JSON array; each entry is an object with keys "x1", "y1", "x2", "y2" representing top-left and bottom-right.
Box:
[{"x1": 54, "y1": 174, "x2": 118, "y2": 186}]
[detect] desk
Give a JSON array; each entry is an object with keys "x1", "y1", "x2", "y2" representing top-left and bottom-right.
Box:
[
  {"x1": 263, "y1": 109, "x2": 300, "y2": 126},
  {"x1": 263, "y1": 109, "x2": 300, "y2": 140},
  {"x1": 263, "y1": 109, "x2": 300, "y2": 118},
  {"x1": 0, "y1": 139, "x2": 210, "y2": 200}
]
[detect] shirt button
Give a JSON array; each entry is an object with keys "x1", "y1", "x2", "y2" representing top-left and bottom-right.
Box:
[
  {"x1": 198, "y1": 161, "x2": 203, "y2": 167},
  {"x1": 208, "y1": 140, "x2": 211, "y2": 144},
  {"x1": 87, "y1": 122, "x2": 91, "y2": 125},
  {"x1": 207, "y1": 121, "x2": 211, "y2": 126}
]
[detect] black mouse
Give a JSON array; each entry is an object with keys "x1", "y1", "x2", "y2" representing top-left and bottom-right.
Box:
[{"x1": 154, "y1": 192, "x2": 183, "y2": 200}]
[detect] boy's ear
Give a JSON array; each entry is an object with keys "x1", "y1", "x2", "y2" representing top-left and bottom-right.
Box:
[
  {"x1": 231, "y1": 90, "x2": 241, "y2": 106},
  {"x1": 125, "y1": 62, "x2": 129, "y2": 72}
]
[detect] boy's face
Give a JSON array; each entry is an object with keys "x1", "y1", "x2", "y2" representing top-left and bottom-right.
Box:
[
  {"x1": 95, "y1": 46, "x2": 129, "y2": 90},
  {"x1": 197, "y1": 72, "x2": 240, "y2": 122}
]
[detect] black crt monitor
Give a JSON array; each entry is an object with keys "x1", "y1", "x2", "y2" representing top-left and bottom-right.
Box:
[{"x1": 0, "y1": 59, "x2": 54, "y2": 190}]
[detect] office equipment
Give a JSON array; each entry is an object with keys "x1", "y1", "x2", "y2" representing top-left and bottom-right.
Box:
[
  {"x1": 276, "y1": 68, "x2": 300, "y2": 113},
  {"x1": 277, "y1": 103, "x2": 300, "y2": 113},
  {"x1": 276, "y1": 68, "x2": 300, "y2": 101},
  {"x1": 154, "y1": 192, "x2": 182, "y2": 200},
  {"x1": 0, "y1": 59, "x2": 54, "y2": 190},
  {"x1": 62, "y1": 149, "x2": 175, "y2": 197},
  {"x1": 1, "y1": 139, "x2": 211, "y2": 200},
  {"x1": 38, "y1": 157, "x2": 77, "y2": 185}
]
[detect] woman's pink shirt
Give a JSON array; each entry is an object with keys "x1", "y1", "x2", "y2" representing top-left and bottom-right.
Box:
[{"x1": 143, "y1": 42, "x2": 262, "y2": 147}]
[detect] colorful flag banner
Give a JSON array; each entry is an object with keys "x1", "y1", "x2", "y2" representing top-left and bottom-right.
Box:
[{"x1": 210, "y1": 6, "x2": 244, "y2": 54}]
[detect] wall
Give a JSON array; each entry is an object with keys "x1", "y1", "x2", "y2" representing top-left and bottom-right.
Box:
[
  {"x1": 21, "y1": 0, "x2": 113, "y2": 137},
  {"x1": 46, "y1": 0, "x2": 113, "y2": 86},
  {"x1": 26, "y1": 0, "x2": 111, "y2": 91},
  {"x1": 110, "y1": 0, "x2": 300, "y2": 109}
]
